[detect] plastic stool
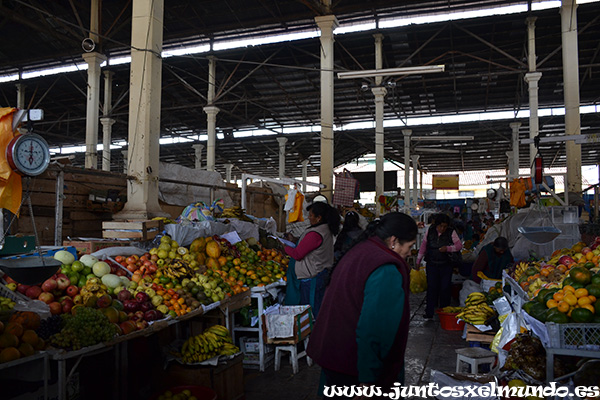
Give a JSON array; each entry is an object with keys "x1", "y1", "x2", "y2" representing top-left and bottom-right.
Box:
[
  {"x1": 455, "y1": 347, "x2": 496, "y2": 374},
  {"x1": 274, "y1": 337, "x2": 313, "y2": 374}
]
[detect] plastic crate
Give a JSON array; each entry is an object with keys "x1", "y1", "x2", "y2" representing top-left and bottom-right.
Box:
[{"x1": 546, "y1": 322, "x2": 600, "y2": 350}]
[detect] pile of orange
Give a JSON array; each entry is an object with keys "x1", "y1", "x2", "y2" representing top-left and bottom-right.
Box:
[
  {"x1": 0, "y1": 320, "x2": 44, "y2": 364},
  {"x1": 547, "y1": 285, "x2": 596, "y2": 316}
]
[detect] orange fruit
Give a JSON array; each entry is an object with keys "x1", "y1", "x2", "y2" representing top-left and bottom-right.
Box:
[
  {"x1": 0, "y1": 332, "x2": 19, "y2": 348},
  {"x1": 0, "y1": 347, "x2": 21, "y2": 363},
  {"x1": 586, "y1": 252, "x2": 595, "y2": 261},
  {"x1": 21, "y1": 330, "x2": 38, "y2": 346},
  {"x1": 17, "y1": 342, "x2": 35, "y2": 357},
  {"x1": 578, "y1": 297, "x2": 592, "y2": 307},
  {"x1": 546, "y1": 299, "x2": 559, "y2": 309},
  {"x1": 4, "y1": 322, "x2": 23, "y2": 339},
  {"x1": 575, "y1": 288, "x2": 589, "y2": 298},
  {"x1": 564, "y1": 293, "x2": 578, "y2": 306},
  {"x1": 557, "y1": 301, "x2": 570, "y2": 313},
  {"x1": 589, "y1": 295, "x2": 597, "y2": 303},
  {"x1": 553, "y1": 292, "x2": 565, "y2": 302},
  {"x1": 563, "y1": 285, "x2": 576, "y2": 293}
]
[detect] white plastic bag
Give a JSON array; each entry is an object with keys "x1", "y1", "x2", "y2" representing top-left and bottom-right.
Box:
[{"x1": 459, "y1": 279, "x2": 481, "y2": 306}]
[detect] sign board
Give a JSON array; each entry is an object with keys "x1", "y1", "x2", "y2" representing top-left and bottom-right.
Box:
[
  {"x1": 432, "y1": 175, "x2": 459, "y2": 190},
  {"x1": 352, "y1": 171, "x2": 398, "y2": 192}
]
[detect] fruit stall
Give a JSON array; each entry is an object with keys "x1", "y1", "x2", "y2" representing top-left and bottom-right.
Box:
[{"x1": 0, "y1": 220, "x2": 292, "y2": 399}]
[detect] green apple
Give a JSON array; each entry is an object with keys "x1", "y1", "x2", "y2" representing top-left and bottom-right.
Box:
[
  {"x1": 71, "y1": 260, "x2": 84, "y2": 272},
  {"x1": 68, "y1": 272, "x2": 80, "y2": 285}
]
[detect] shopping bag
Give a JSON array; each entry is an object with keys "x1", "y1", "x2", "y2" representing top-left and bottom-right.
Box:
[
  {"x1": 409, "y1": 268, "x2": 427, "y2": 293},
  {"x1": 332, "y1": 170, "x2": 358, "y2": 207}
]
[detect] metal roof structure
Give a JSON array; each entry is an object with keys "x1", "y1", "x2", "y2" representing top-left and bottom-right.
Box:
[{"x1": 1, "y1": 0, "x2": 599, "y2": 180}]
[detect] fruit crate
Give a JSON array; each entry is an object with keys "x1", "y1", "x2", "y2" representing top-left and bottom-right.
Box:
[
  {"x1": 102, "y1": 219, "x2": 163, "y2": 240},
  {"x1": 546, "y1": 322, "x2": 600, "y2": 350}
]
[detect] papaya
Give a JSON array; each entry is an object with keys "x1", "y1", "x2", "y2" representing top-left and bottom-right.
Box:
[
  {"x1": 205, "y1": 241, "x2": 221, "y2": 259},
  {"x1": 525, "y1": 267, "x2": 539, "y2": 277},
  {"x1": 593, "y1": 315, "x2": 600, "y2": 323},
  {"x1": 536, "y1": 289, "x2": 551, "y2": 304},
  {"x1": 523, "y1": 301, "x2": 538, "y2": 315},
  {"x1": 571, "y1": 307, "x2": 594, "y2": 323},
  {"x1": 546, "y1": 312, "x2": 569, "y2": 324},
  {"x1": 586, "y1": 284, "x2": 600, "y2": 298},
  {"x1": 543, "y1": 290, "x2": 559, "y2": 305},
  {"x1": 584, "y1": 262, "x2": 596, "y2": 270},
  {"x1": 570, "y1": 266, "x2": 592, "y2": 286},
  {"x1": 562, "y1": 277, "x2": 575, "y2": 287},
  {"x1": 591, "y1": 274, "x2": 600, "y2": 285},
  {"x1": 528, "y1": 302, "x2": 548, "y2": 322}
]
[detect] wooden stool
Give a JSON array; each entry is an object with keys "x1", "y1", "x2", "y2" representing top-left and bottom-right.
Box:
[
  {"x1": 274, "y1": 337, "x2": 312, "y2": 374},
  {"x1": 455, "y1": 347, "x2": 496, "y2": 374}
]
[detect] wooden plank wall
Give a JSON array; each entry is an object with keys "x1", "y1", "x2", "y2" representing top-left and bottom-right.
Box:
[{"x1": 15, "y1": 165, "x2": 127, "y2": 245}]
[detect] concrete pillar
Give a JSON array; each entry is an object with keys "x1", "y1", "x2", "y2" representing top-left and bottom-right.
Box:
[
  {"x1": 207, "y1": 56, "x2": 217, "y2": 103},
  {"x1": 82, "y1": 52, "x2": 106, "y2": 169},
  {"x1": 224, "y1": 163, "x2": 233, "y2": 182},
  {"x1": 100, "y1": 117, "x2": 115, "y2": 171},
  {"x1": 412, "y1": 155, "x2": 419, "y2": 209},
  {"x1": 561, "y1": 0, "x2": 582, "y2": 193},
  {"x1": 116, "y1": 0, "x2": 165, "y2": 220},
  {"x1": 372, "y1": 87, "x2": 387, "y2": 216},
  {"x1": 301, "y1": 160, "x2": 309, "y2": 192},
  {"x1": 90, "y1": 0, "x2": 100, "y2": 44},
  {"x1": 121, "y1": 150, "x2": 128, "y2": 174},
  {"x1": 101, "y1": 71, "x2": 115, "y2": 171},
  {"x1": 192, "y1": 144, "x2": 204, "y2": 170},
  {"x1": 204, "y1": 106, "x2": 219, "y2": 171},
  {"x1": 506, "y1": 151, "x2": 515, "y2": 180},
  {"x1": 277, "y1": 137, "x2": 288, "y2": 179},
  {"x1": 402, "y1": 129, "x2": 412, "y2": 211},
  {"x1": 16, "y1": 83, "x2": 26, "y2": 109},
  {"x1": 525, "y1": 72, "x2": 542, "y2": 175},
  {"x1": 510, "y1": 122, "x2": 521, "y2": 179},
  {"x1": 315, "y1": 15, "x2": 338, "y2": 202}
]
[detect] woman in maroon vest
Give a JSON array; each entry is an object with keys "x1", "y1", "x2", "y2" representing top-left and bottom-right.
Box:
[{"x1": 307, "y1": 212, "x2": 417, "y2": 397}]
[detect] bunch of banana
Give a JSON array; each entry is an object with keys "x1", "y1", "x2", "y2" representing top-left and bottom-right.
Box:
[
  {"x1": 162, "y1": 259, "x2": 194, "y2": 280},
  {"x1": 457, "y1": 293, "x2": 497, "y2": 325},
  {"x1": 513, "y1": 261, "x2": 530, "y2": 281},
  {"x1": 152, "y1": 216, "x2": 176, "y2": 224},
  {"x1": 221, "y1": 206, "x2": 253, "y2": 222},
  {"x1": 180, "y1": 325, "x2": 240, "y2": 364},
  {"x1": 439, "y1": 306, "x2": 463, "y2": 314}
]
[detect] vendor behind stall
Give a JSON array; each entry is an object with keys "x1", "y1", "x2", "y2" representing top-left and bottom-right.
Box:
[{"x1": 471, "y1": 237, "x2": 513, "y2": 283}]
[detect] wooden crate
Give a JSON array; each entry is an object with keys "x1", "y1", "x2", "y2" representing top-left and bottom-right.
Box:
[
  {"x1": 102, "y1": 220, "x2": 163, "y2": 240},
  {"x1": 465, "y1": 324, "x2": 497, "y2": 344},
  {"x1": 62, "y1": 240, "x2": 129, "y2": 255},
  {"x1": 164, "y1": 354, "x2": 244, "y2": 400}
]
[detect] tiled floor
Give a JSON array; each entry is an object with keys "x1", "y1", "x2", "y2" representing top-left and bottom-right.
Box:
[{"x1": 244, "y1": 292, "x2": 467, "y2": 400}]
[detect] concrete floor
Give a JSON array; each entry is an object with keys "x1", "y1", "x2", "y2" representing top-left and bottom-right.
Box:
[{"x1": 243, "y1": 292, "x2": 466, "y2": 400}]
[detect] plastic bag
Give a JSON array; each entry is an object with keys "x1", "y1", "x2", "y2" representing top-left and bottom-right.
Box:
[
  {"x1": 459, "y1": 279, "x2": 480, "y2": 306},
  {"x1": 410, "y1": 268, "x2": 427, "y2": 293}
]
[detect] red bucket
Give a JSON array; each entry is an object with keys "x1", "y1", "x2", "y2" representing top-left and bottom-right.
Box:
[
  {"x1": 436, "y1": 310, "x2": 465, "y2": 331},
  {"x1": 151, "y1": 386, "x2": 217, "y2": 400}
]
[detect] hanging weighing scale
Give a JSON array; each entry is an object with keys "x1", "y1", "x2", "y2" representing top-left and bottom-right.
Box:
[
  {"x1": 0, "y1": 122, "x2": 61, "y2": 284},
  {"x1": 517, "y1": 146, "x2": 562, "y2": 244}
]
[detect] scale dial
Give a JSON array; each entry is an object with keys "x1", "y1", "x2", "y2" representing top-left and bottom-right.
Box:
[{"x1": 6, "y1": 133, "x2": 51, "y2": 176}]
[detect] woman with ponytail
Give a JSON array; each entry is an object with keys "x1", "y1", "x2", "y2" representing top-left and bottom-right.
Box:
[
  {"x1": 283, "y1": 201, "x2": 340, "y2": 317},
  {"x1": 307, "y1": 212, "x2": 417, "y2": 395}
]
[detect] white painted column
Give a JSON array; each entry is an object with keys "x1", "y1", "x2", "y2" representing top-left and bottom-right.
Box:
[
  {"x1": 506, "y1": 151, "x2": 515, "y2": 180},
  {"x1": 224, "y1": 163, "x2": 233, "y2": 182},
  {"x1": 121, "y1": 150, "x2": 128, "y2": 174},
  {"x1": 101, "y1": 71, "x2": 115, "y2": 171},
  {"x1": 510, "y1": 122, "x2": 521, "y2": 179},
  {"x1": 403, "y1": 129, "x2": 412, "y2": 211},
  {"x1": 525, "y1": 16, "x2": 541, "y2": 176},
  {"x1": 302, "y1": 160, "x2": 309, "y2": 192},
  {"x1": 561, "y1": 0, "x2": 582, "y2": 193},
  {"x1": 116, "y1": 0, "x2": 165, "y2": 219},
  {"x1": 16, "y1": 83, "x2": 26, "y2": 109},
  {"x1": 315, "y1": 15, "x2": 338, "y2": 202},
  {"x1": 192, "y1": 144, "x2": 204, "y2": 170},
  {"x1": 204, "y1": 106, "x2": 219, "y2": 171},
  {"x1": 82, "y1": 52, "x2": 106, "y2": 169},
  {"x1": 277, "y1": 137, "x2": 288, "y2": 179},
  {"x1": 100, "y1": 117, "x2": 115, "y2": 171},
  {"x1": 412, "y1": 155, "x2": 419, "y2": 208},
  {"x1": 373, "y1": 86, "x2": 387, "y2": 217}
]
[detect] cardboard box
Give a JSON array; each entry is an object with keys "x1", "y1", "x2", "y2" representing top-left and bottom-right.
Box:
[
  {"x1": 262, "y1": 305, "x2": 313, "y2": 344},
  {"x1": 240, "y1": 337, "x2": 260, "y2": 354},
  {"x1": 102, "y1": 220, "x2": 163, "y2": 240},
  {"x1": 165, "y1": 354, "x2": 244, "y2": 400},
  {"x1": 63, "y1": 240, "x2": 128, "y2": 255}
]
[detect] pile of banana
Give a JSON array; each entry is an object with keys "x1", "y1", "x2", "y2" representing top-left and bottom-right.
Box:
[
  {"x1": 456, "y1": 292, "x2": 497, "y2": 325},
  {"x1": 513, "y1": 261, "x2": 531, "y2": 281},
  {"x1": 180, "y1": 325, "x2": 240, "y2": 363},
  {"x1": 221, "y1": 206, "x2": 253, "y2": 222},
  {"x1": 152, "y1": 216, "x2": 176, "y2": 224},
  {"x1": 161, "y1": 259, "x2": 194, "y2": 280},
  {"x1": 439, "y1": 306, "x2": 463, "y2": 314}
]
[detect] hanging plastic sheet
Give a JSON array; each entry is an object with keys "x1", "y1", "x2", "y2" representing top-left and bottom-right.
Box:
[
  {"x1": 284, "y1": 186, "x2": 305, "y2": 223},
  {"x1": 0, "y1": 108, "x2": 22, "y2": 215}
]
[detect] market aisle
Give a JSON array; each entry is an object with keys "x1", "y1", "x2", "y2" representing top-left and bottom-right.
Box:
[{"x1": 243, "y1": 292, "x2": 466, "y2": 400}]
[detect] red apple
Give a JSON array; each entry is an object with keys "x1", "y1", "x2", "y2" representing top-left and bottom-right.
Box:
[
  {"x1": 96, "y1": 294, "x2": 113, "y2": 309},
  {"x1": 135, "y1": 320, "x2": 148, "y2": 330},
  {"x1": 16, "y1": 284, "x2": 30, "y2": 295},
  {"x1": 115, "y1": 269, "x2": 126, "y2": 277},
  {"x1": 119, "y1": 320, "x2": 137, "y2": 335},
  {"x1": 4, "y1": 276, "x2": 17, "y2": 285},
  {"x1": 41, "y1": 278, "x2": 58, "y2": 292},
  {"x1": 582, "y1": 247, "x2": 592, "y2": 255},
  {"x1": 38, "y1": 292, "x2": 55, "y2": 304},
  {"x1": 66, "y1": 285, "x2": 79, "y2": 297},
  {"x1": 61, "y1": 298, "x2": 74, "y2": 314},
  {"x1": 49, "y1": 301, "x2": 62, "y2": 315},
  {"x1": 25, "y1": 286, "x2": 42, "y2": 299},
  {"x1": 117, "y1": 289, "x2": 132, "y2": 302},
  {"x1": 135, "y1": 292, "x2": 149, "y2": 303}
]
